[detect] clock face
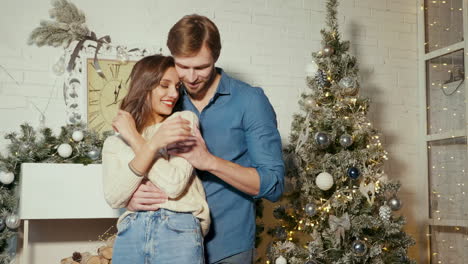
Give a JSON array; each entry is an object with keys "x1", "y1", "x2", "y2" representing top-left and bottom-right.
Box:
[{"x1": 87, "y1": 59, "x2": 136, "y2": 133}]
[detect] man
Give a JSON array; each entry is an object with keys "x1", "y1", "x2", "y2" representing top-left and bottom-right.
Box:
[{"x1": 127, "y1": 14, "x2": 284, "y2": 264}]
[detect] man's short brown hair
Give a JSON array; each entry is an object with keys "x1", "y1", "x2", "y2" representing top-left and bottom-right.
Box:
[{"x1": 167, "y1": 14, "x2": 222, "y2": 62}]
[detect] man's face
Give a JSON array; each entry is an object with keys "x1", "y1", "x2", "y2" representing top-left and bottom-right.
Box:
[{"x1": 173, "y1": 45, "x2": 216, "y2": 97}]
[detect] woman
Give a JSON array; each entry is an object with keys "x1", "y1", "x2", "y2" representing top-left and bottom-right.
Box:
[{"x1": 102, "y1": 55, "x2": 209, "y2": 264}]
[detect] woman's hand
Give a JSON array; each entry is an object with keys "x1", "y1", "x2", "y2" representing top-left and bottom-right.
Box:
[
  {"x1": 150, "y1": 115, "x2": 194, "y2": 151},
  {"x1": 112, "y1": 110, "x2": 139, "y2": 144},
  {"x1": 127, "y1": 180, "x2": 168, "y2": 211}
]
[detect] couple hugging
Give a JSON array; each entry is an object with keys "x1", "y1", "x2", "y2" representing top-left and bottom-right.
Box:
[{"x1": 102, "y1": 14, "x2": 284, "y2": 264}]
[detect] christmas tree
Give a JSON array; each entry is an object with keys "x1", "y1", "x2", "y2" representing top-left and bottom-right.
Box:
[{"x1": 267, "y1": 1, "x2": 415, "y2": 263}]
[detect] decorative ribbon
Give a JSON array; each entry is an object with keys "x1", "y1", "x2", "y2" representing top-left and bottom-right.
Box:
[
  {"x1": 328, "y1": 213, "x2": 350, "y2": 246},
  {"x1": 67, "y1": 31, "x2": 111, "y2": 79},
  {"x1": 359, "y1": 180, "x2": 376, "y2": 205}
]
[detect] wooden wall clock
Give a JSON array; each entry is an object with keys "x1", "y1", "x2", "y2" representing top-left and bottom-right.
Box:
[{"x1": 86, "y1": 59, "x2": 136, "y2": 133}]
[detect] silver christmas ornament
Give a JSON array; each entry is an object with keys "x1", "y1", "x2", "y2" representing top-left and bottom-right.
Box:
[
  {"x1": 5, "y1": 214, "x2": 21, "y2": 229},
  {"x1": 388, "y1": 196, "x2": 402, "y2": 211},
  {"x1": 339, "y1": 134, "x2": 353, "y2": 148},
  {"x1": 338, "y1": 76, "x2": 354, "y2": 89},
  {"x1": 68, "y1": 112, "x2": 82, "y2": 124},
  {"x1": 339, "y1": 76, "x2": 359, "y2": 96},
  {"x1": 58, "y1": 143, "x2": 73, "y2": 158},
  {"x1": 304, "y1": 97, "x2": 316, "y2": 109},
  {"x1": 314, "y1": 132, "x2": 331, "y2": 148},
  {"x1": 379, "y1": 204, "x2": 392, "y2": 222},
  {"x1": 352, "y1": 240, "x2": 367, "y2": 256},
  {"x1": 305, "y1": 203, "x2": 316, "y2": 216},
  {"x1": 87, "y1": 147, "x2": 101, "y2": 160},
  {"x1": 322, "y1": 46, "x2": 334, "y2": 56}
]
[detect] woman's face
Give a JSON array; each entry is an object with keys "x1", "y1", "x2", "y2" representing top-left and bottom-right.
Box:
[{"x1": 151, "y1": 67, "x2": 181, "y2": 122}]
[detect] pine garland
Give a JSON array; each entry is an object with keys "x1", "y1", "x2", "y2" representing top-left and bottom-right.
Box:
[{"x1": 0, "y1": 123, "x2": 109, "y2": 263}]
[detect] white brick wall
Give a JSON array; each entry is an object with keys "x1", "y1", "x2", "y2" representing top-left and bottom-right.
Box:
[{"x1": 0, "y1": 0, "x2": 424, "y2": 262}]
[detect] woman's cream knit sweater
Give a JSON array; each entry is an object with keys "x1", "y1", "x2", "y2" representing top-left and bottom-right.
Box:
[{"x1": 102, "y1": 111, "x2": 210, "y2": 236}]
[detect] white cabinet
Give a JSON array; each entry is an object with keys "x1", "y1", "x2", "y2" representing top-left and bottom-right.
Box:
[{"x1": 18, "y1": 163, "x2": 123, "y2": 264}]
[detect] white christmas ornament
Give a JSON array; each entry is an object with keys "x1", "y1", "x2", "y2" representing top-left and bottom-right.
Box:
[
  {"x1": 0, "y1": 171, "x2": 15, "y2": 185},
  {"x1": 275, "y1": 255, "x2": 287, "y2": 264},
  {"x1": 305, "y1": 61, "x2": 319, "y2": 77},
  {"x1": 72, "y1": 130, "x2": 84, "y2": 142},
  {"x1": 315, "y1": 172, "x2": 334, "y2": 191},
  {"x1": 58, "y1": 143, "x2": 73, "y2": 158}
]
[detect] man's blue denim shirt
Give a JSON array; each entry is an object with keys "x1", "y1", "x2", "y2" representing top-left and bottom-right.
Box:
[{"x1": 181, "y1": 68, "x2": 285, "y2": 263}]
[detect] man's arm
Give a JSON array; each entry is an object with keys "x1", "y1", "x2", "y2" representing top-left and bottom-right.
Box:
[
  {"x1": 170, "y1": 89, "x2": 285, "y2": 201},
  {"x1": 173, "y1": 128, "x2": 261, "y2": 196}
]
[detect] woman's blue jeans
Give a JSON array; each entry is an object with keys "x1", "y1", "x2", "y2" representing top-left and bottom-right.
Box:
[{"x1": 112, "y1": 209, "x2": 204, "y2": 264}]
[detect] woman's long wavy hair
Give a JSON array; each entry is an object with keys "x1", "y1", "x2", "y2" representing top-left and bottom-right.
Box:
[{"x1": 120, "y1": 55, "x2": 179, "y2": 133}]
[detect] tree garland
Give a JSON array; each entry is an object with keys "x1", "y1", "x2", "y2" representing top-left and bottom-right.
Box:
[{"x1": 0, "y1": 123, "x2": 109, "y2": 264}]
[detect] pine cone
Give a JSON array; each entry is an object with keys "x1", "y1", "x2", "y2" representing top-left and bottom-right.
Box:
[
  {"x1": 379, "y1": 205, "x2": 391, "y2": 222},
  {"x1": 72, "y1": 252, "x2": 82, "y2": 262},
  {"x1": 315, "y1": 70, "x2": 330, "y2": 88}
]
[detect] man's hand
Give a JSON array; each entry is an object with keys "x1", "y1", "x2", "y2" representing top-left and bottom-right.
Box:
[
  {"x1": 167, "y1": 126, "x2": 216, "y2": 171},
  {"x1": 126, "y1": 180, "x2": 168, "y2": 211}
]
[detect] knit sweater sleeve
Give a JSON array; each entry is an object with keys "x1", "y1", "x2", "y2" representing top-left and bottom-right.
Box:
[
  {"x1": 102, "y1": 135, "x2": 144, "y2": 208},
  {"x1": 146, "y1": 111, "x2": 198, "y2": 199}
]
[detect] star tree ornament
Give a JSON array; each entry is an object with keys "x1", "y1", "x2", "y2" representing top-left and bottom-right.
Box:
[
  {"x1": 352, "y1": 239, "x2": 367, "y2": 256},
  {"x1": 315, "y1": 172, "x2": 334, "y2": 191},
  {"x1": 314, "y1": 132, "x2": 331, "y2": 149},
  {"x1": 0, "y1": 171, "x2": 15, "y2": 185},
  {"x1": 5, "y1": 214, "x2": 21, "y2": 229},
  {"x1": 58, "y1": 143, "x2": 73, "y2": 158}
]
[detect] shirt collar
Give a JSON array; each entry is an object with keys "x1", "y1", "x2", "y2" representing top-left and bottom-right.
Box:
[
  {"x1": 182, "y1": 67, "x2": 231, "y2": 96},
  {"x1": 215, "y1": 67, "x2": 231, "y2": 95}
]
